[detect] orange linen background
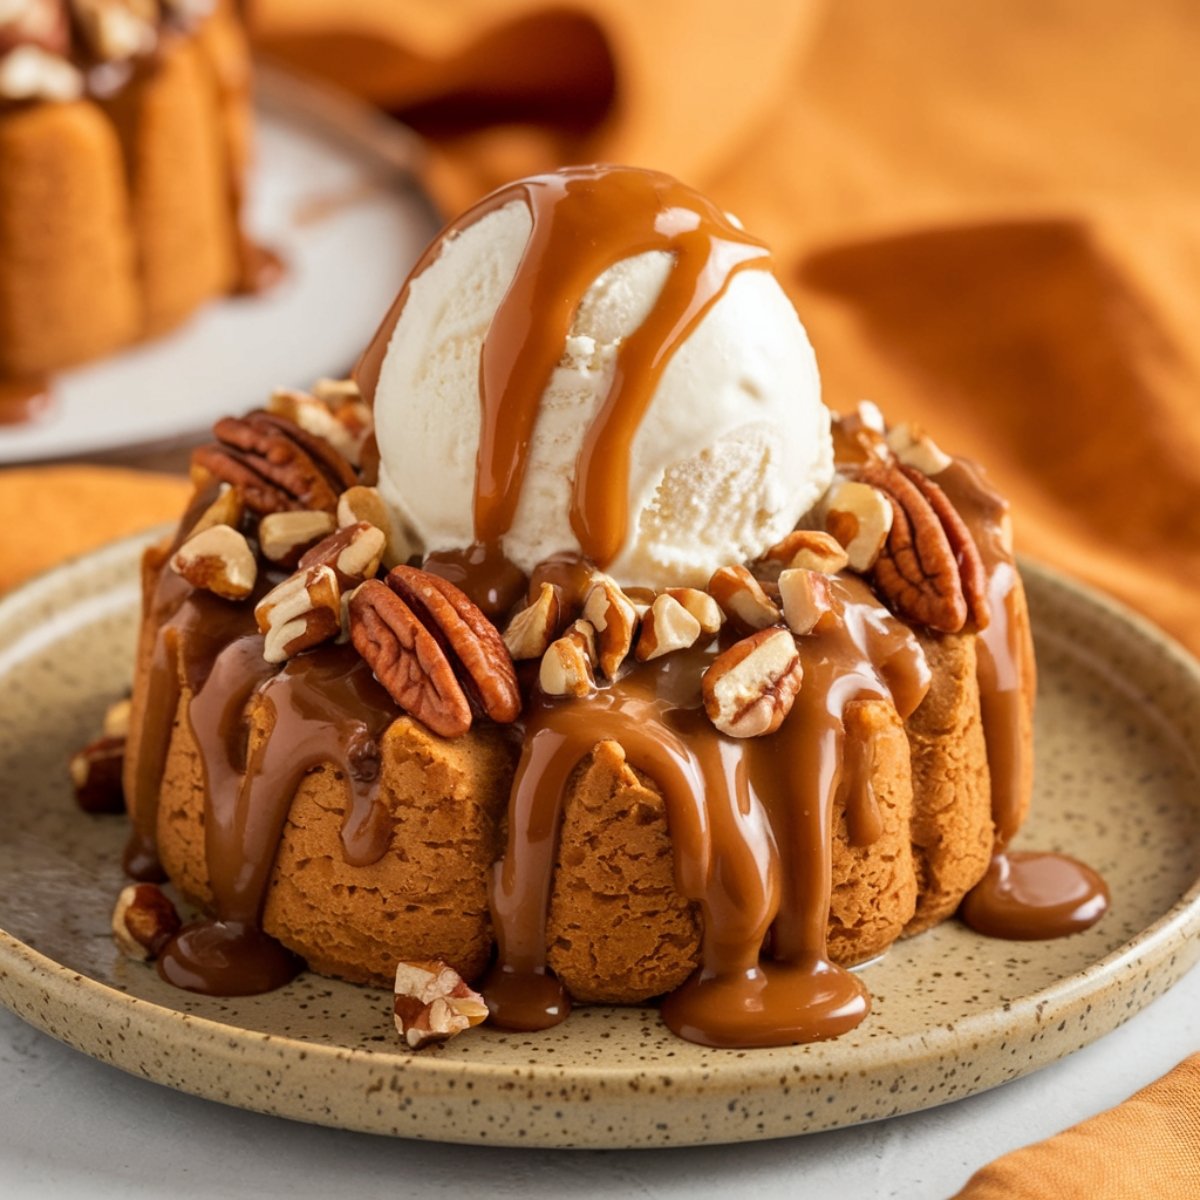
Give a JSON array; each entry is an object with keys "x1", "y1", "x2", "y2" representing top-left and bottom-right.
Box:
[
  {"x1": 253, "y1": 0, "x2": 1200, "y2": 659},
  {"x1": 3, "y1": 0, "x2": 1198, "y2": 651},
  {"x1": 951, "y1": 1053, "x2": 1200, "y2": 1199}
]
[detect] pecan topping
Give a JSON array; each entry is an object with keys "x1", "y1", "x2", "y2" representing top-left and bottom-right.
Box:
[
  {"x1": 702, "y1": 628, "x2": 803, "y2": 738},
  {"x1": 853, "y1": 460, "x2": 989, "y2": 633},
  {"x1": 349, "y1": 569, "x2": 520, "y2": 738},
  {"x1": 192, "y1": 412, "x2": 357, "y2": 515},
  {"x1": 111, "y1": 883, "x2": 181, "y2": 962},
  {"x1": 350, "y1": 581, "x2": 470, "y2": 737},
  {"x1": 69, "y1": 735, "x2": 126, "y2": 814},
  {"x1": 393, "y1": 960, "x2": 488, "y2": 1049},
  {"x1": 298, "y1": 521, "x2": 386, "y2": 589}
]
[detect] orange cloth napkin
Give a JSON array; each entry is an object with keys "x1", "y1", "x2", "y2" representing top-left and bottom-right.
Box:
[
  {"x1": 951, "y1": 1053, "x2": 1200, "y2": 1199},
  {"x1": 0, "y1": 467, "x2": 188, "y2": 593}
]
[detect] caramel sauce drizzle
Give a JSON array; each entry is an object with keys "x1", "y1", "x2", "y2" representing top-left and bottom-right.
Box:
[
  {"x1": 932, "y1": 459, "x2": 1108, "y2": 939},
  {"x1": 828, "y1": 427, "x2": 1107, "y2": 941},
  {"x1": 125, "y1": 507, "x2": 400, "y2": 996},
  {"x1": 355, "y1": 165, "x2": 770, "y2": 572},
  {"x1": 485, "y1": 576, "x2": 931, "y2": 1047}
]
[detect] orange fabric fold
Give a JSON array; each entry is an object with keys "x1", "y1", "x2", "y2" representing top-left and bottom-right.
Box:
[
  {"x1": 952, "y1": 1054, "x2": 1200, "y2": 1199},
  {"x1": 251, "y1": 0, "x2": 1200, "y2": 659},
  {"x1": 0, "y1": 467, "x2": 188, "y2": 593}
]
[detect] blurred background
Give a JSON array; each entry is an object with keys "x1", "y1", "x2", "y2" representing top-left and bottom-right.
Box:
[{"x1": 1, "y1": 0, "x2": 1197, "y2": 651}]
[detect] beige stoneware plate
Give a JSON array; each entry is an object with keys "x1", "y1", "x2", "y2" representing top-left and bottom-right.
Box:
[{"x1": 0, "y1": 532, "x2": 1198, "y2": 1149}]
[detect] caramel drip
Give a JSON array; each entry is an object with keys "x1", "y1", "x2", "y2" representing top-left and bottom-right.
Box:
[
  {"x1": 933, "y1": 456, "x2": 1108, "y2": 937},
  {"x1": 959, "y1": 851, "x2": 1110, "y2": 940},
  {"x1": 126, "y1": 490, "x2": 401, "y2": 996},
  {"x1": 124, "y1": 485, "x2": 243, "y2": 878},
  {"x1": 842, "y1": 729, "x2": 882, "y2": 848},
  {"x1": 423, "y1": 542, "x2": 528, "y2": 620},
  {"x1": 749, "y1": 582, "x2": 930, "y2": 964},
  {"x1": 355, "y1": 165, "x2": 770, "y2": 568},
  {"x1": 0, "y1": 376, "x2": 53, "y2": 426},
  {"x1": 486, "y1": 576, "x2": 931, "y2": 1047},
  {"x1": 159, "y1": 642, "x2": 397, "y2": 995},
  {"x1": 936, "y1": 459, "x2": 1033, "y2": 846},
  {"x1": 485, "y1": 646, "x2": 777, "y2": 1034},
  {"x1": 527, "y1": 551, "x2": 602, "y2": 611}
]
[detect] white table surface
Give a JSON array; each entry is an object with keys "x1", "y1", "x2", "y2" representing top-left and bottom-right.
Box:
[{"x1": 1, "y1": 962, "x2": 1195, "y2": 1200}]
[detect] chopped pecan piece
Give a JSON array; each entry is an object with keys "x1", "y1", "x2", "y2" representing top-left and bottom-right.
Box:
[
  {"x1": 778, "y1": 568, "x2": 834, "y2": 635},
  {"x1": 170, "y1": 524, "x2": 257, "y2": 601},
  {"x1": 255, "y1": 565, "x2": 342, "y2": 663},
  {"x1": 823, "y1": 478, "x2": 894, "y2": 572},
  {"x1": 708, "y1": 564, "x2": 782, "y2": 631},
  {"x1": 636, "y1": 594, "x2": 702, "y2": 661},
  {"x1": 757, "y1": 529, "x2": 849, "y2": 578},
  {"x1": 192, "y1": 411, "x2": 357, "y2": 515},
  {"x1": 188, "y1": 485, "x2": 244, "y2": 539},
  {"x1": 702, "y1": 628, "x2": 803, "y2": 738},
  {"x1": 662, "y1": 587, "x2": 724, "y2": 637},
  {"x1": 337, "y1": 485, "x2": 407, "y2": 567},
  {"x1": 540, "y1": 620, "x2": 598, "y2": 697},
  {"x1": 853, "y1": 460, "x2": 989, "y2": 633},
  {"x1": 103, "y1": 696, "x2": 131, "y2": 739},
  {"x1": 886, "y1": 422, "x2": 952, "y2": 475},
  {"x1": 581, "y1": 577, "x2": 639, "y2": 678},
  {"x1": 502, "y1": 582, "x2": 562, "y2": 660},
  {"x1": 73, "y1": 0, "x2": 156, "y2": 62},
  {"x1": 299, "y1": 521, "x2": 386, "y2": 589},
  {"x1": 69, "y1": 735, "x2": 126, "y2": 814},
  {"x1": 393, "y1": 960, "x2": 488, "y2": 1049},
  {"x1": 111, "y1": 883, "x2": 181, "y2": 962},
  {"x1": 258, "y1": 510, "x2": 337, "y2": 568},
  {"x1": 0, "y1": 0, "x2": 70, "y2": 56}
]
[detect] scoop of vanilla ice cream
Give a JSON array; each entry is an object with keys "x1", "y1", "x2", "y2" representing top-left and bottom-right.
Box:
[{"x1": 373, "y1": 199, "x2": 832, "y2": 589}]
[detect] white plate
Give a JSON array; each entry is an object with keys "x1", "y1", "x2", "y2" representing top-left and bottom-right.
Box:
[{"x1": 0, "y1": 68, "x2": 439, "y2": 464}]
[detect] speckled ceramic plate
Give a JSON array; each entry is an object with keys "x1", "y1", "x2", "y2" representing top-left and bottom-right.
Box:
[{"x1": 0, "y1": 533, "x2": 1197, "y2": 1149}]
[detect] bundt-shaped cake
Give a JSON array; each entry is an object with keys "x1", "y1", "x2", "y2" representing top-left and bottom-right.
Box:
[
  {"x1": 111, "y1": 166, "x2": 1105, "y2": 1050},
  {"x1": 0, "y1": 0, "x2": 253, "y2": 391}
]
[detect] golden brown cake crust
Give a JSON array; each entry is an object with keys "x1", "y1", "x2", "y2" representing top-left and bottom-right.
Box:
[
  {"x1": 141, "y1": 616, "x2": 1024, "y2": 997},
  {"x1": 903, "y1": 631, "x2": 995, "y2": 935},
  {"x1": 0, "y1": 5, "x2": 249, "y2": 379},
  {"x1": 0, "y1": 101, "x2": 139, "y2": 376},
  {"x1": 545, "y1": 741, "x2": 701, "y2": 1004},
  {"x1": 153, "y1": 688, "x2": 513, "y2": 986}
]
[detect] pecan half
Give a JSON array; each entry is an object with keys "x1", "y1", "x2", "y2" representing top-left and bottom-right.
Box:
[
  {"x1": 853, "y1": 460, "x2": 989, "y2": 633},
  {"x1": 192, "y1": 412, "x2": 357, "y2": 516},
  {"x1": 350, "y1": 569, "x2": 520, "y2": 738},
  {"x1": 387, "y1": 566, "x2": 521, "y2": 724}
]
